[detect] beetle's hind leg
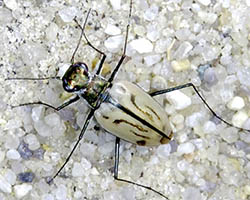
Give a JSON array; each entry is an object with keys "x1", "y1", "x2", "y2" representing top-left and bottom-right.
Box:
[
  {"x1": 149, "y1": 82, "x2": 250, "y2": 133},
  {"x1": 113, "y1": 137, "x2": 169, "y2": 199}
]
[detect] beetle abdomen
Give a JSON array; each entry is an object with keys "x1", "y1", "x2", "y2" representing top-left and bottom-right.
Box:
[{"x1": 94, "y1": 81, "x2": 172, "y2": 146}]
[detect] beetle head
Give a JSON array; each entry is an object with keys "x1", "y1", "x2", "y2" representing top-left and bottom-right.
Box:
[{"x1": 62, "y1": 62, "x2": 90, "y2": 93}]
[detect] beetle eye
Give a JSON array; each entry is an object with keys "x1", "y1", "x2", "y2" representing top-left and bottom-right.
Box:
[
  {"x1": 76, "y1": 62, "x2": 88, "y2": 74},
  {"x1": 62, "y1": 62, "x2": 90, "y2": 92}
]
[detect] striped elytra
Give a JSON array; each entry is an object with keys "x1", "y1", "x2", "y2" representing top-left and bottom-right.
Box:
[{"x1": 94, "y1": 81, "x2": 173, "y2": 146}]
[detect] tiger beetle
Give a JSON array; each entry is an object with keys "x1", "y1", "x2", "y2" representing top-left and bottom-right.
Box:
[{"x1": 6, "y1": 0, "x2": 250, "y2": 199}]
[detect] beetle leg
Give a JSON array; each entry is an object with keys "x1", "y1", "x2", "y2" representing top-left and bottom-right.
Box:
[
  {"x1": 107, "y1": 0, "x2": 133, "y2": 83},
  {"x1": 113, "y1": 137, "x2": 169, "y2": 199},
  {"x1": 149, "y1": 82, "x2": 250, "y2": 133},
  {"x1": 47, "y1": 108, "x2": 95, "y2": 184},
  {"x1": 9, "y1": 95, "x2": 80, "y2": 111},
  {"x1": 5, "y1": 76, "x2": 60, "y2": 81},
  {"x1": 73, "y1": 10, "x2": 106, "y2": 75}
]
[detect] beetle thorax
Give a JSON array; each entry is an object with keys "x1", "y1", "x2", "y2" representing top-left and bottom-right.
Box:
[{"x1": 80, "y1": 75, "x2": 109, "y2": 108}]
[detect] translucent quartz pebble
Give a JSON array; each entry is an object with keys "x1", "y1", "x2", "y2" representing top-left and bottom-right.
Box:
[
  {"x1": 203, "y1": 121, "x2": 216, "y2": 134},
  {"x1": 244, "y1": 185, "x2": 250, "y2": 196},
  {"x1": 232, "y1": 111, "x2": 248, "y2": 128},
  {"x1": 98, "y1": 142, "x2": 114, "y2": 155},
  {"x1": 175, "y1": 28, "x2": 191, "y2": 41},
  {"x1": 221, "y1": 127, "x2": 238, "y2": 144},
  {"x1": 177, "y1": 160, "x2": 189, "y2": 171},
  {"x1": 177, "y1": 142, "x2": 195, "y2": 155},
  {"x1": 73, "y1": 191, "x2": 83, "y2": 199},
  {"x1": 6, "y1": 149, "x2": 20, "y2": 160},
  {"x1": 134, "y1": 25, "x2": 145, "y2": 36},
  {"x1": 183, "y1": 187, "x2": 201, "y2": 200},
  {"x1": 44, "y1": 113, "x2": 61, "y2": 128},
  {"x1": 57, "y1": 63, "x2": 70, "y2": 78},
  {"x1": 197, "y1": 0, "x2": 211, "y2": 6},
  {"x1": 3, "y1": 0, "x2": 18, "y2": 10},
  {"x1": 104, "y1": 191, "x2": 121, "y2": 200},
  {"x1": 32, "y1": 148, "x2": 44, "y2": 160},
  {"x1": 19, "y1": 42, "x2": 48, "y2": 66},
  {"x1": 34, "y1": 121, "x2": 52, "y2": 137},
  {"x1": 109, "y1": 0, "x2": 121, "y2": 10},
  {"x1": 4, "y1": 169, "x2": 16, "y2": 185},
  {"x1": 130, "y1": 38, "x2": 153, "y2": 53},
  {"x1": 72, "y1": 162, "x2": 84, "y2": 177},
  {"x1": 204, "y1": 67, "x2": 218, "y2": 86},
  {"x1": 202, "y1": 46, "x2": 217, "y2": 61},
  {"x1": 45, "y1": 23, "x2": 58, "y2": 42},
  {"x1": 0, "y1": 175, "x2": 11, "y2": 193},
  {"x1": 42, "y1": 194, "x2": 54, "y2": 200},
  {"x1": 240, "y1": 131, "x2": 250, "y2": 143},
  {"x1": 0, "y1": 8, "x2": 13, "y2": 24},
  {"x1": 192, "y1": 139, "x2": 204, "y2": 149},
  {"x1": 237, "y1": 67, "x2": 250, "y2": 86},
  {"x1": 0, "y1": 151, "x2": 5, "y2": 163},
  {"x1": 186, "y1": 112, "x2": 203, "y2": 127},
  {"x1": 157, "y1": 144, "x2": 171, "y2": 159},
  {"x1": 4, "y1": 134, "x2": 20, "y2": 149},
  {"x1": 5, "y1": 118, "x2": 22, "y2": 130},
  {"x1": 198, "y1": 64, "x2": 210, "y2": 80},
  {"x1": 171, "y1": 59, "x2": 191, "y2": 72},
  {"x1": 171, "y1": 114, "x2": 184, "y2": 125},
  {"x1": 80, "y1": 143, "x2": 96, "y2": 159},
  {"x1": 58, "y1": 7, "x2": 78, "y2": 22},
  {"x1": 14, "y1": 184, "x2": 32, "y2": 198},
  {"x1": 24, "y1": 134, "x2": 40, "y2": 151},
  {"x1": 144, "y1": 4, "x2": 159, "y2": 21},
  {"x1": 174, "y1": 41, "x2": 193, "y2": 59},
  {"x1": 81, "y1": 157, "x2": 92, "y2": 170},
  {"x1": 198, "y1": 11, "x2": 217, "y2": 24},
  {"x1": 31, "y1": 106, "x2": 44, "y2": 122},
  {"x1": 243, "y1": 118, "x2": 250, "y2": 130},
  {"x1": 104, "y1": 24, "x2": 121, "y2": 36},
  {"x1": 34, "y1": 113, "x2": 65, "y2": 138},
  {"x1": 55, "y1": 185, "x2": 67, "y2": 200},
  {"x1": 147, "y1": 24, "x2": 160, "y2": 41},
  {"x1": 144, "y1": 54, "x2": 161, "y2": 66},
  {"x1": 227, "y1": 96, "x2": 245, "y2": 110},
  {"x1": 166, "y1": 90, "x2": 191, "y2": 110},
  {"x1": 104, "y1": 35, "x2": 123, "y2": 52},
  {"x1": 120, "y1": 187, "x2": 136, "y2": 200}
]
